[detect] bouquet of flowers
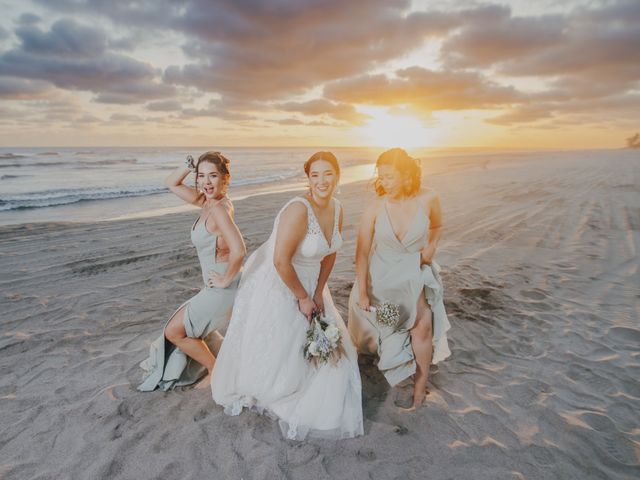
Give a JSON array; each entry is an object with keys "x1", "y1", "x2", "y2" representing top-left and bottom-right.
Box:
[
  {"x1": 303, "y1": 312, "x2": 345, "y2": 366},
  {"x1": 371, "y1": 301, "x2": 401, "y2": 328}
]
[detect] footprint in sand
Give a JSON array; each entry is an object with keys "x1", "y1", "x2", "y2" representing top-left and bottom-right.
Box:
[
  {"x1": 519, "y1": 289, "x2": 547, "y2": 301},
  {"x1": 527, "y1": 444, "x2": 555, "y2": 466},
  {"x1": 506, "y1": 381, "x2": 551, "y2": 408},
  {"x1": 580, "y1": 411, "x2": 616, "y2": 433},
  {"x1": 565, "y1": 364, "x2": 617, "y2": 394},
  {"x1": 116, "y1": 401, "x2": 134, "y2": 420},
  {"x1": 286, "y1": 443, "x2": 320, "y2": 466},
  {"x1": 601, "y1": 434, "x2": 640, "y2": 466},
  {"x1": 619, "y1": 379, "x2": 640, "y2": 398},
  {"x1": 607, "y1": 402, "x2": 639, "y2": 432},
  {"x1": 575, "y1": 422, "x2": 640, "y2": 467},
  {"x1": 608, "y1": 326, "x2": 640, "y2": 346},
  {"x1": 193, "y1": 408, "x2": 208, "y2": 422},
  {"x1": 356, "y1": 449, "x2": 377, "y2": 462}
]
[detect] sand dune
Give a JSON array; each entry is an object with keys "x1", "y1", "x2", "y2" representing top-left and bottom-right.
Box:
[{"x1": 1, "y1": 150, "x2": 638, "y2": 479}]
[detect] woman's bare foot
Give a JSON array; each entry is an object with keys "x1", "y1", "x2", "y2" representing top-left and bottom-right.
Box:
[
  {"x1": 194, "y1": 372, "x2": 212, "y2": 389},
  {"x1": 399, "y1": 395, "x2": 426, "y2": 413},
  {"x1": 399, "y1": 386, "x2": 430, "y2": 412}
]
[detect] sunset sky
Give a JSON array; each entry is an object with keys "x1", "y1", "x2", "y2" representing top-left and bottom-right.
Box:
[{"x1": 0, "y1": 0, "x2": 638, "y2": 148}]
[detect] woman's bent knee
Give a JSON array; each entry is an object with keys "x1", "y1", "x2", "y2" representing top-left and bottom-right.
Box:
[
  {"x1": 165, "y1": 308, "x2": 187, "y2": 343},
  {"x1": 412, "y1": 317, "x2": 433, "y2": 341}
]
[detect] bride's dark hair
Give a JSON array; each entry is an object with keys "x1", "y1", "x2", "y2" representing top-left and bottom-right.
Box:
[{"x1": 304, "y1": 151, "x2": 340, "y2": 177}]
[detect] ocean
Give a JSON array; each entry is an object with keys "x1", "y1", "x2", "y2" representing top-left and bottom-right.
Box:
[
  {"x1": 0, "y1": 146, "x2": 380, "y2": 225},
  {"x1": 1, "y1": 146, "x2": 633, "y2": 226}
]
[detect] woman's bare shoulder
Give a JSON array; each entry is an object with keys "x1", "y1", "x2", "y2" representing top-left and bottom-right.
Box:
[
  {"x1": 280, "y1": 198, "x2": 308, "y2": 221},
  {"x1": 416, "y1": 188, "x2": 439, "y2": 213},
  {"x1": 418, "y1": 187, "x2": 439, "y2": 201}
]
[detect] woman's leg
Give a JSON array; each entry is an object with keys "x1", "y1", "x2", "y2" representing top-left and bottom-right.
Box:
[
  {"x1": 165, "y1": 305, "x2": 216, "y2": 388},
  {"x1": 404, "y1": 290, "x2": 433, "y2": 411}
]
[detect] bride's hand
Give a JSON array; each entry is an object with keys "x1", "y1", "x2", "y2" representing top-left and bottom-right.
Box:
[
  {"x1": 312, "y1": 291, "x2": 325, "y2": 317},
  {"x1": 298, "y1": 296, "x2": 316, "y2": 322}
]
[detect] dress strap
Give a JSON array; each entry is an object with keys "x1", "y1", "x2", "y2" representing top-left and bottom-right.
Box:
[
  {"x1": 282, "y1": 197, "x2": 319, "y2": 235},
  {"x1": 333, "y1": 198, "x2": 341, "y2": 233}
]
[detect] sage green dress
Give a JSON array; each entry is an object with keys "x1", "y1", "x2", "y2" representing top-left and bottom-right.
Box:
[
  {"x1": 138, "y1": 216, "x2": 240, "y2": 391},
  {"x1": 348, "y1": 198, "x2": 451, "y2": 386}
]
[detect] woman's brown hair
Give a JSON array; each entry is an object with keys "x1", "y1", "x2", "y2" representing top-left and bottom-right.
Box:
[
  {"x1": 304, "y1": 151, "x2": 340, "y2": 177},
  {"x1": 374, "y1": 148, "x2": 421, "y2": 197},
  {"x1": 195, "y1": 151, "x2": 231, "y2": 193}
]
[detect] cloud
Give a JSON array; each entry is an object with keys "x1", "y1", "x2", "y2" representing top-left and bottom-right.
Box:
[
  {"x1": 155, "y1": 0, "x2": 462, "y2": 100},
  {"x1": 110, "y1": 113, "x2": 143, "y2": 122},
  {"x1": 146, "y1": 99, "x2": 183, "y2": 111},
  {"x1": 442, "y1": 13, "x2": 565, "y2": 69},
  {"x1": 180, "y1": 99, "x2": 255, "y2": 121},
  {"x1": 486, "y1": 105, "x2": 553, "y2": 125},
  {"x1": 441, "y1": 0, "x2": 640, "y2": 90},
  {"x1": 275, "y1": 99, "x2": 370, "y2": 125},
  {"x1": 0, "y1": 77, "x2": 53, "y2": 99},
  {"x1": 10, "y1": 0, "x2": 639, "y2": 136},
  {"x1": 488, "y1": 92, "x2": 640, "y2": 126},
  {"x1": 15, "y1": 18, "x2": 107, "y2": 57},
  {"x1": 324, "y1": 67, "x2": 523, "y2": 112},
  {"x1": 275, "y1": 117, "x2": 333, "y2": 127},
  {"x1": 16, "y1": 13, "x2": 42, "y2": 25},
  {"x1": 433, "y1": 0, "x2": 640, "y2": 126},
  {"x1": 0, "y1": 18, "x2": 174, "y2": 104},
  {"x1": 94, "y1": 82, "x2": 176, "y2": 104}
]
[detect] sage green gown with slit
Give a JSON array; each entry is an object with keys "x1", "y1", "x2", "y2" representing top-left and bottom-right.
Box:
[
  {"x1": 348, "y1": 198, "x2": 451, "y2": 386},
  {"x1": 138, "y1": 217, "x2": 240, "y2": 392}
]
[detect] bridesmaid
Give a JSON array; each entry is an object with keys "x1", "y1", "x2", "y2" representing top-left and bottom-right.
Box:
[
  {"x1": 138, "y1": 151, "x2": 246, "y2": 391},
  {"x1": 348, "y1": 148, "x2": 451, "y2": 411}
]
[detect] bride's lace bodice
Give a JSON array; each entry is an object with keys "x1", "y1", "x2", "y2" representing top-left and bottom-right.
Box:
[{"x1": 289, "y1": 197, "x2": 342, "y2": 267}]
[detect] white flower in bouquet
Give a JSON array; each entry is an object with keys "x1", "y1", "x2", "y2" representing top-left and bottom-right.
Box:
[
  {"x1": 371, "y1": 301, "x2": 401, "y2": 328},
  {"x1": 303, "y1": 312, "x2": 345, "y2": 366},
  {"x1": 324, "y1": 325, "x2": 340, "y2": 344}
]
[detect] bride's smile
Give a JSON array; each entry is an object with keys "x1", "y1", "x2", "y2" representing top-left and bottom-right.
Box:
[{"x1": 308, "y1": 159, "x2": 338, "y2": 203}]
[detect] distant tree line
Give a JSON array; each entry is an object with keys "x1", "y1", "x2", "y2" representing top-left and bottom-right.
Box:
[{"x1": 626, "y1": 133, "x2": 640, "y2": 149}]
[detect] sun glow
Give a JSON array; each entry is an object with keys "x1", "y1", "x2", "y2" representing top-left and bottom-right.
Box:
[{"x1": 357, "y1": 109, "x2": 437, "y2": 148}]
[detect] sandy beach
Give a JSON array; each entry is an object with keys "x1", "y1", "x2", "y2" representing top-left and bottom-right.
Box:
[{"x1": 1, "y1": 151, "x2": 638, "y2": 479}]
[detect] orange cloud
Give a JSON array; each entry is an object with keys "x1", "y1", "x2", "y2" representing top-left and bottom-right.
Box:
[
  {"x1": 324, "y1": 67, "x2": 522, "y2": 112},
  {"x1": 275, "y1": 99, "x2": 370, "y2": 125}
]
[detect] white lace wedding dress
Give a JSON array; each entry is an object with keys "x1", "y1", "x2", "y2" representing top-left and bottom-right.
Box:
[{"x1": 211, "y1": 196, "x2": 363, "y2": 440}]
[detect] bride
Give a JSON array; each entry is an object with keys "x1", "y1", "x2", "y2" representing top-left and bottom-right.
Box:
[{"x1": 211, "y1": 152, "x2": 363, "y2": 440}]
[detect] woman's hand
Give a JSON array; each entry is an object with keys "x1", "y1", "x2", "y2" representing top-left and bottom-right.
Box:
[
  {"x1": 313, "y1": 291, "x2": 325, "y2": 317},
  {"x1": 207, "y1": 270, "x2": 228, "y2": 289},
  {"x1": 185, "y1": 154, "x2": 196, "y2": 172},
  {"x1": 420, "y1": 245, "x2": 435, "y2": 265},
  {"x1": 298, "y1": 296, "x2": 316, "y2": 322},
  {"x1": 357, "y1": 293, "x2": 371, "y2": 312}
]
